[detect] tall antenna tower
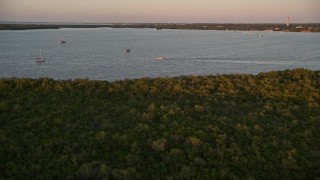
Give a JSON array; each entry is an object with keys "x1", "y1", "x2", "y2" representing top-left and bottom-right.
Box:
[{"x1": 286, "y1": 17, "x2": 290, "y2": 27}]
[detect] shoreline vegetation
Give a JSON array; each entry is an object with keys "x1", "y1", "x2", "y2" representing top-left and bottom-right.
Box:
[
  {"x1": 1, "y1": 68, "x2": 320, "y2": 179},
  {"x1": 0, "y1": 23, "x2": 320, "y2": 32}
]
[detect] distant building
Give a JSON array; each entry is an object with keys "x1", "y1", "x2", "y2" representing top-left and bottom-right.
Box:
[{"x1": 286, "y1": 17, "x2": 290, "y2": 27}]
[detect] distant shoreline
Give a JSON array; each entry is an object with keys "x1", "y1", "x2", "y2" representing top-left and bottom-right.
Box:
[{"x1": 1, "y1": 23, "x2": 320, "y2": 32}]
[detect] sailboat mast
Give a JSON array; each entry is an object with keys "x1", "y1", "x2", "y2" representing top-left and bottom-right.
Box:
[{"x1": 35, "y1": 48, "x2": 45, "y2": 62}]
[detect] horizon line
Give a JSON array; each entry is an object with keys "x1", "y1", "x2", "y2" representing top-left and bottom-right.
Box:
[{"x1": 1, "y1": 21, "x2": 320, "y2": 25}]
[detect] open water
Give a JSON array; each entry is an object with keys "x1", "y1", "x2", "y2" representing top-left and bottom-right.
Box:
[{"x1": 0, "y1": 28, "x2": 319, "y2": 81}]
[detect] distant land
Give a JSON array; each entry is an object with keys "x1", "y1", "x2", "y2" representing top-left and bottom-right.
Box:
[{"x1": 1, "y1": 23, "x2": 320, "y2": 32}]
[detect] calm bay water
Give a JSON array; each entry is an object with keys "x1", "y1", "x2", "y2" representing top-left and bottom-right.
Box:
[{"x1": 1, "y1": 28, "x2": 320, "y2": 81}]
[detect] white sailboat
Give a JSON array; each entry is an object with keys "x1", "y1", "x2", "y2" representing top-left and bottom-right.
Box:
[{"x1": 35, "y1": 48, "x2": 45, "y2": 62}]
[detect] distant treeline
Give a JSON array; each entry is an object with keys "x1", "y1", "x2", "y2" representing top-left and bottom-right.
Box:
[
  {"x1": 1, "y1": 68, "x2": 320, "y2": 179},
  {"x1": 1, "y1": 23, "x2": 320, "y2": 32}
]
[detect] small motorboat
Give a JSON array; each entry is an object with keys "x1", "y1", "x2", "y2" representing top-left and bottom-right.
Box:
[
  {"x1": 124, "y1": 49, "x2": 131, "y2": 53},
  {"x1": 156, "y1": 57, "x2": 165, "y2": 61}
]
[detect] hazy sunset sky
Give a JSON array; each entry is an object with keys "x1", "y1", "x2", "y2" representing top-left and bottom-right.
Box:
[{"x1": 0, "y1": 0, "x2": 319, "y2": 23}]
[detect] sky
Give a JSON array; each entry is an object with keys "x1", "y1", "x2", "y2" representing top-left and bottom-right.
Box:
[{"x1": 0, "y1": 0, "x2": 319, "y2": 23}]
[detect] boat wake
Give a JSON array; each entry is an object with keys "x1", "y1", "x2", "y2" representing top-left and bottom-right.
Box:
[
  {"x1": 165, "y1": 57, "x2": 242, "y2": 61},
  {"x1": 163, "y1": 57, "x2": 303, "y2": 65}
]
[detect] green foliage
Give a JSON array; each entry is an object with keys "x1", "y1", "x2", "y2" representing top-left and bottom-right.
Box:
[{"x1": 0, "y1": 69, "x2": 319, "y2": 179}]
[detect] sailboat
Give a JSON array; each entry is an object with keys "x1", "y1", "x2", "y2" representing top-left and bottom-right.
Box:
[
  {"x1": 60, "y1": 36, "x2": 66, "y2": 44},
  {"x1": 35, "y1": 48, "x2": 45, "y2": 62}
]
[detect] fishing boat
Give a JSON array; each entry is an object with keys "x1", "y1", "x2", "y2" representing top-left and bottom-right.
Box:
[{"x1": 35, "y1": 49, "x2": 45, "y2": 62}]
